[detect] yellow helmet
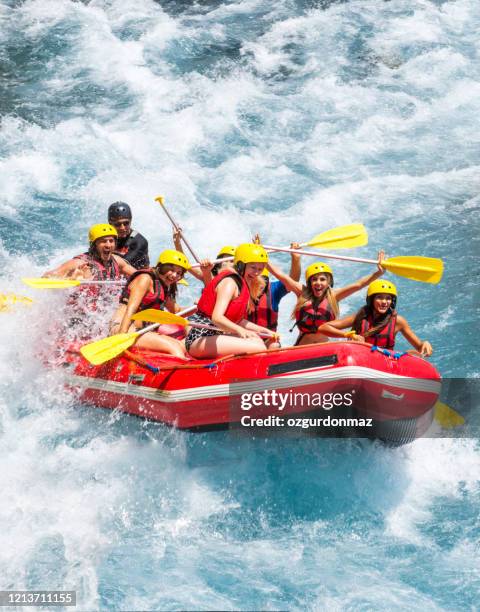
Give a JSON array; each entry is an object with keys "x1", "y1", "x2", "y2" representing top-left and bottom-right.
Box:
[
  {"x1": 234, "y1": 243, "x2": 268, "y2": 265},
  {"x1": 217, "y1": 245, "x2": 236, "y2": 258},
  {"x1": 367, "y1": 279, "x2": 397, "y2": 298},
  {"x1": 156, "y1": 249, "x2": 191, "y2": 270},
  {"x1": 89, "y1": 223, "x2": 118, "y2": 243},
  {"x1": 305, "y1": 262, "x2": 333, "y2": 283}
]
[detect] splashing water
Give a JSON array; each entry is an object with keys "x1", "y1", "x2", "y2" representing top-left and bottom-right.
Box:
[{"x1": 1, "y1": 0, "x2": 479, "y2": 608}]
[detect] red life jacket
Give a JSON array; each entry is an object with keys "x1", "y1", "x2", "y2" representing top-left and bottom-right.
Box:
[
  {"x1": 120, "y1": 269, "x2": 167, "y2": 311},
  {"x1": 295, "y1": 297, "x2": 335, "y2": 334},
  {"x1": 197, "y1": 268, "x2": 250, "y2": 323},
  {"x1": 248, "y1": 283, "x2": 278, "y2": 331},
  {"x1": 68, "y1": 253, "x2": 122, "y2": 313},
  {"x1": 74, "y1": 252, "x2": 121, "y2": 281},
  {"x1": 360, "y1": 313, "x2": 397, "y2": 349}
]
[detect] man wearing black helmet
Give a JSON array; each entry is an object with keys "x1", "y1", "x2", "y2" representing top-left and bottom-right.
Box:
[{"x1": 108, "y1": 202, "x2": 150, "y2": 269}]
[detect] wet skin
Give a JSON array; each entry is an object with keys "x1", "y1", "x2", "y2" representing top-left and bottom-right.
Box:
[{"x1": 95, "y1": 236, "x2": 116, "y2": 264}]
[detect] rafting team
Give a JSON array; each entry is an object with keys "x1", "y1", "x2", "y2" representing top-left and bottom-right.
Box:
[{"x1": 43, "y1": 201, "x2": 433, "y2": 359}]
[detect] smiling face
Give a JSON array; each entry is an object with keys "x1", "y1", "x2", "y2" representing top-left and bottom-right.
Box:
[
  {"x1": 372, "y1": 293, "x2": 393, "y2": 316},
  {"x1": 309, "y1": 273, "x2": 331, "y2": 297},
  {"x1": 243, "y1": 262, "x2": 265, "y2": 282},
  {"x1": 158, "y1": 264, "x2": 186, "y2": 286},
  {"x1": 94, "y1": 236, "x2": 116, "y2": 263}
]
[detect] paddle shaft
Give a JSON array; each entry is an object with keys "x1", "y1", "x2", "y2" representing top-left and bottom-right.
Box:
[
  {"x1": 156, "y1": 197, "x2": 201, "y2": 263},
  {"x1": 75, "y1": 280, "x2": 125, "y2": 285},
  {"x1": 263, "y1": 245, "x2": 377, "y2": 265},
  {"x1": 189, "y1": 246, "x2": 371, "y2": 270},
  {"x1": 190, "y1": 256, "x2": 232, "y2": 269}
]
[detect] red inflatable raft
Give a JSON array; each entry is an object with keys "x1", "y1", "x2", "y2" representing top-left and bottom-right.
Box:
[{"x1": 61, "y1": 341, "x2": 441, "y2": 445}]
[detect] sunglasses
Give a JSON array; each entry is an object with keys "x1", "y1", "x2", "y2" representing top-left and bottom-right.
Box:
[{"x1": 111, "y1": 220, "x2": 131, "y2": 227}]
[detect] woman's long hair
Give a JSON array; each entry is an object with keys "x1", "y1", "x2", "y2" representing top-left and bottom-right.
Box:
[
  {"x1": 291, "y1": 275, "x2": 339, "y2": 320},
  {"x1": 234, "y1": 262, "x2": 266, "y2": 314},
  {"x1": 155, "y1": 264, "x2": 179, "y2": 300},
  {"x1": 352, "y1": 303, "x2": 396, "y2": 337}
]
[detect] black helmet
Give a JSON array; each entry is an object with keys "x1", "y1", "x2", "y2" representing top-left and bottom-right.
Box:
[{"x1": 108, "y1": 201, "x2": 132, "y2": 221}]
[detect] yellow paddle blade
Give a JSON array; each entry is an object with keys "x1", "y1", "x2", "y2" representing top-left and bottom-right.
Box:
[
  {"x1": 178, "y1": 278, "x2": 189, "y2": 286},
  {"x1": 22, "y1": 277, "x2": 81, "y2": 289},
  {"x1": 0, "y1": 293, "x2": 34, "y2": 312},
  {"x1": 434, "y1": 401, "x2": 465, "y2": 429},
  {"x1": 155, "y1": 195, "x2": 165, "y2": 205},
  {"x1": 80, "y1": 332, "x2": 138, "y2": 366},
  {"x1": 305, "y1": 224, "x2": 368, "y2": 249},
  {"x1": 383, "y1": 256, "x2": 444, "y2": 284},
  {"x1": 131, "y1": 309, "x2": 189, "y2": 326}
]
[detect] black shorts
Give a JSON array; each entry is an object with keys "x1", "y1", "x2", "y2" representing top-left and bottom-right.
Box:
[{"x1": 185, "y1": 312, "x2": 222, "y2": 352}]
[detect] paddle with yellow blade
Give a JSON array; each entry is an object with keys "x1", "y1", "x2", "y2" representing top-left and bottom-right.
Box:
[
  {"x1": 262, "y1": 223, "x2": 368, "y2": 255},
  {"x1": 0, "y1": 293, "x2": 34, "y2": 312},
  {"x1": 155, "y1": 195, "x2": 201, "y2": 264},
  {"x1": 295, "y1": 223, "x2": 368, "y2": 250},
  {"x1": 192, "y1": 224, "x2": 369, "y2": 269},
  {"x1": 22, "y1": 278, "x2": 126, "y2": 290},
  {"x1": 433, "y1": 401, "x2": 465, "y2": 429},
  {"x1": 23, "y1": 276, "x2": 189, "y2": 289},
  {"x1": 264, "y1": 246, "x2": 444, "y2": 284},
  {"x1": 80, "y1": 306, "x2": 197, "y2": 366},
  {"x1": 131, "y1": 309, "x2": 278, "y2": 339}
]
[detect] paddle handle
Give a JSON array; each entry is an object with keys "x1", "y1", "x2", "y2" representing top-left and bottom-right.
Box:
[
  {"x1": 263, "y1": 245, "x2": 377, "y2": 265},
  {"x1": 190, "y1": 256, "x2": 233, "y2": 269},
  {"x1": 156, "y1": 196, "x2": 201, "y2": 263}
]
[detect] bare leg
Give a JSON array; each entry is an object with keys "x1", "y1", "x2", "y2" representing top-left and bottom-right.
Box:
[
  {"x1": 135, "y1": 332, "x2": 187, "y2": 358},
  {"x1": 188, "y1": 335, "x2": 265, "y2": 359}
]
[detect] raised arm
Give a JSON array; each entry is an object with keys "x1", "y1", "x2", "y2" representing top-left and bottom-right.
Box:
[
  {"x1": 289, "y1": 242, "x2": 301, "y2": 282},
  {"x1": 334, "y1": 251, "x2": 385, "y2": 301},
  {"x1": 173, "y1": 228, "x2": 203, "y2": 281},
  {"x1": 267, "y1": 260, "x2": 303, "y2": 296},
  {"x1": 198, "y1": 259, "x2": 214, "y2": 286}
]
